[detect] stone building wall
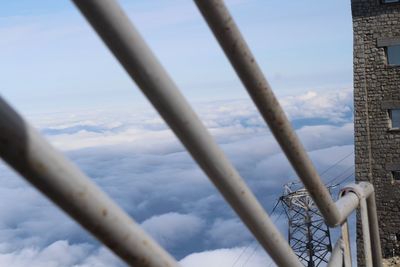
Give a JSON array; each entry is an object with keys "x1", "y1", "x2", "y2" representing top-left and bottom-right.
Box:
[{"x1": 352, "y1": 0, "x2": 400, "y2": 265}]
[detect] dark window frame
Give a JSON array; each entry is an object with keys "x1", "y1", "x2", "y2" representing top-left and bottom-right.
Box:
[
  {"x1": 385, "y1": 45, "x2": 400, "y2": 67},
  {"x1": 386, "y1": 163, "x2": 400, "y2": 182},
  {"x1": 392, "y1": 170, "x2": 400, "y2": 182},
  {"x1": 381, "y1": 102, "x2": 400, "y2": 132},
  {"x1": 381, "y1": 0, "x2": 400, "y2": 4},
  {"x1": 389, "y1": 109, "x2": 400, "y2": 130},
  {"x1": 377, "y1": 38, "x2": 400, "y2": 67}
]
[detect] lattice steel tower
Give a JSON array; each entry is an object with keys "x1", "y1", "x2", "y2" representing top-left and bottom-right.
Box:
[{"x1": 280, "y1": 183, "x2": 332, "y2": 267}]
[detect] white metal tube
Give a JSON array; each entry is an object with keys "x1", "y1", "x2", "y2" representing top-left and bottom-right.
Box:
[
  {"x1": 335, "y1": 192, "x2": 359, "y2": 226},
  {"x1": 0, "y1": 97, "x2": 179, "y2": 267},
  {"x1": 327, "y1": 239, "x2": 344, "y2": 267},
  {"x1": 71, "y1": 1, "x2": 303, "y2": 266},
  {"x1": 339, "y1": 182, "x2": 379, "y2": 267},
  {"x1": 341, "y1": 221, "x2": 352, "y2": 267},
  {"x1": 356, "y1": 182, "x2": 376, "y2": 267},
  {"x1": 193, "y1": 0, "x2": 341, "y2": 226},
  {"x1": 360, "y1": 198, "x2": 373, "y2": 267},
  {"x1": 357, "y1": 182, "x2": 374, "y2": 199},
  {"x1": 366, "y1": 193, "x2": 383, "y2": 267}
]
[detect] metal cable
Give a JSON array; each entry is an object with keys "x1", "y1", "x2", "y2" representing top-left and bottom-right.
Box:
[
  {"x1": 326, "y1": 165, "x2": 354, "y2": 186},
  {"x1": 243, "y1": 209, "x2": 285, "y2": 267},
  {"x1": 319, "y1": 151, "x2": 353, "y2": 177},
  {"x1": 231, "y1": 198, "x2": 280, "y2": 267}
]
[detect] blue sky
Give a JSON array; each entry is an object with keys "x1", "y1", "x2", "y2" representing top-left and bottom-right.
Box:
[
  {"x1": 0, "y1": 0, "x2": 353, "y2": 114},
  {"x1": 0, "y1": 1, "x2": 356, "y2": 266}
]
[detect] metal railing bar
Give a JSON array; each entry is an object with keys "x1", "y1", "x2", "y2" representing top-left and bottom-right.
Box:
[
  {"x1": 360, "y1": 197, "x2": 373, "y2": 267},
  {"x1": 341, "y1": 221, "x2": 352, "y2": 267},
  {"x1": 366, "y1": 192, "x2": 383, "y2": 267},
  {"x1": 342, "y1": 182, "x2": 382, "y2": 267},
  {"x1": 193, "y1": 0, "x2": 341, "y2": 227},
  {"x1": 71, "y1": 0, "x2": 302, "y2": 266},
  {"x1": 327, "y1": 239, "x2": 343, "y2": 267},
  {"x1": 0, "y1": 97, "x2": 179, "y2": 267},
  {"x1": 0, "y1": 0, "x2": 380, "y2": 266},
  {"x1": 334, "y1": 192, "x2": 359, "y2": 225}
]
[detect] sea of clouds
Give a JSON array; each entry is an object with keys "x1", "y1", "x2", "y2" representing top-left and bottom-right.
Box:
[{"x1": 0, "y1": 88, "x2": 355, "y2": 267}]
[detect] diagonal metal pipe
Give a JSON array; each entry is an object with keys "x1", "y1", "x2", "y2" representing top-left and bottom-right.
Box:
[
  {"x1": 193, "y1": 0, "x2": 341, "y2": 227},
  {"x1": 340, "y1": 182, "x2": 382, "y2": 267},
  {"x1": 327, "y1": 238, "x2": 344, "y2": 267},
  {"x1": 0, "y1": 97, "x2": 179, "y2": 267},
  {"x1": 366, "y1": 192, "x2": 383, "y2": 267},
  {"x1": 71, "y1": 0, "x2": 303, "y2": 266}
]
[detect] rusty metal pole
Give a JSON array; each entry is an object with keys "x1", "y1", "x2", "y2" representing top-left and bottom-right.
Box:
[
  {"x1": 194, "y1": 0, "x2": 341, "y2": 226},
  {"x1": 341, "y1": 220, "x2": 353, "y2": 267},
  {"x1": 0, "y1": 0, "x2": 383, "y2": 266},
  {"x1": 366, "y1": 193, "x2": 383, "y2": 267},
  {"x1": 0, "y1": 97, "x2": 179, "y2": 267},
  {"x1": 360, "y1": 198, "x2": 373, "y2": 267},
  {"x1": 339, "y1": 182, "x2": 381, "y2": 267},
  {"x1": 71, "y1": 0, "x2": 302, "y2": 266},
  {"x1": 327, "y1": 239, "x2": 344, "y2": 267}
]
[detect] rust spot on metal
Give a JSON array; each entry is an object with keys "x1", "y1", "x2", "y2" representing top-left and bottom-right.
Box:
[
  {"x1": 77, "y1": 187, "x2": 88, "y2": 198},
  {"x1": 35, "y1": 161, "x2": 46, "y2": 172},
  {"x1": 122, "y1": 234, "x2": 129, "y2": 242},
  {"x1": 102, "y1": 208, "x2": 108, "y2": 217}
]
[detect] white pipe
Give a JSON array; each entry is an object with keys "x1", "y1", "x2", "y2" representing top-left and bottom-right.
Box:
[
  {"x1": 71, "y1": 1, "x2": 303, "y2": 266},
  {"x1": 0, "y1": 97, "x2": 179, "y2": 267},
  {"x1": 194, "y1": 0, "x2": 341, "y2": 226}
]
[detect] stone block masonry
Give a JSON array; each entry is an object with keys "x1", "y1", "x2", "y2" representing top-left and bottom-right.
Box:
[{"x1": 352, "y1": 0, "x2": 400, "y2": 266}]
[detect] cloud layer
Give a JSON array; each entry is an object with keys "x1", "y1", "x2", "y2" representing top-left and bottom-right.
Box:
[{"x1": 0, "y1": 89, "x2": 354, "y2": 266}]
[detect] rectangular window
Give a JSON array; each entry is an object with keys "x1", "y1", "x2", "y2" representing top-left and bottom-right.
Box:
[
  {"x1": 390, "y1": 109, "x2": 400, "y2": 129},
  {"x1": 392, "y1": 171, "x2": 400, "y2": 181},
  {"x1": 387, "y1": 45, "x2": 400, "y2": 66}
]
